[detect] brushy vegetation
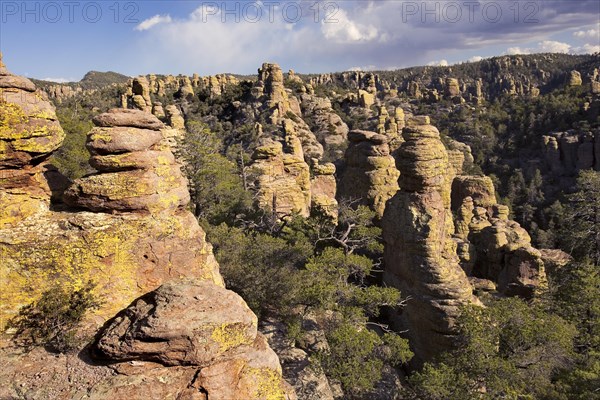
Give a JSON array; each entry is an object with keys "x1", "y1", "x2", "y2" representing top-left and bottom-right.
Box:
[{"x1": 8, "y1": 281, "x2": 101, "y2": 353}]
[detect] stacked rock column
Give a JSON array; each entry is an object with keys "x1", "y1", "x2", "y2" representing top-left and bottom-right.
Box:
[{"x1": 64, "y1": 108, "x2": 189, "y2": 213}]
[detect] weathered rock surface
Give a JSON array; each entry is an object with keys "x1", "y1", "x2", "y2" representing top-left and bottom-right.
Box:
[
  {"x1": 1, "y1": 58, "x2": 294, "y2": 399},
  {"x1": 451, "y1": 175, "x2": 496, "y2": 210},
  {"x1": 338, "y1": 130, "x2": 400, "y2": 218},
  {"x1": 0, "y1": 53, "x2": 66, "y2": 228},
  {"x1": 64, "y1": 109, "x2": 189, "y2": 213},
  {"x1": 451, "y1": 178, "x2": 547, "y2": 297},
  {"x1": 567, "y1": 70, "x2": 582, "y2": 86},
  {"x1": 300, "y1": 94, "x2": 349, "y2": 159},
  {"x1": 310, "y1": 160, "x2": 338, "y2": 220},
  {"x1": 250, "y1": 136, "x2": 312, "y2": 217},
  {"x1": 382, "y1": 120, "x2": 476, "y2": 361},
  {"x1": 94, "y1": 280, "x2": 258, "y2": 366}
]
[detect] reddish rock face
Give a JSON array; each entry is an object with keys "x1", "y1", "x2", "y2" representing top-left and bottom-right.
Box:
[{"x1": 1, "y1": 57, "x2": 295, "y2": 400}]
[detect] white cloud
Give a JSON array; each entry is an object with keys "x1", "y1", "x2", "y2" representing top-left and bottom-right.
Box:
[
  {"x1": 349, "y1": 65, "x2": 377, "y2": 71},
  {"x1": 538, "y1": 40, "x2": 571, "y2": 53},
  {"x1": 572, "y1": 43, "x2": 600, "y2": 54},
  {"x1": 506, "y1": 47, "x2": 530, "y2": 55},
  {"x1": 427, "y1": 59, "x2": 449, "y2": 67},
  {"x1": 321, "y1": 8, "x2": 378, "y2": 43},
  {"x1": 124, "y1": 1, "x2": 600, "y2": 76},
  {"x1": 573, "y1": 22, "x2": 600, "y2": 39},
  {"x1": 505, "y1": 38, "x2": 599, "y2": 57},
  {"x1": 469, "y1": 56, "x2": 483, "y2": 63},
  {"x1": 135, "y1": 14, "x2": 172, "y2": 31},
  {"x1": 574, "y1": 28, "x2": 598, "y2": 38},
  {"x1": 41, "y1": 77, "x2": 75, "y2": 83}
]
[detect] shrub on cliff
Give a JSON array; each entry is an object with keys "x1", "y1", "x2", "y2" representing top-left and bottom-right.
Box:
[{"x1": 8, "y1": 281, "x2": 101, "y2": 353}]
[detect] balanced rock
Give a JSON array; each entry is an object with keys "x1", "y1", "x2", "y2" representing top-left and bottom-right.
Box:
[
  {"x1": 338, "y1": 130, "x2": 400, "y2": 218},
  {"x1": 64, "y1": 109, "x2": 189, "y2": 213},
  {"x1": 383, "y1": 120, "x2": 476, "y2": 362}
]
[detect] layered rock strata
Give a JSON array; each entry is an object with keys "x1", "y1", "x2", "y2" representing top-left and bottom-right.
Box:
[
  {"x1": 63, "y1": 109, "x2": 189, "y2": 213},
  {"x1": 0, "y1": 52, "x2": 66, "y2": 228}
]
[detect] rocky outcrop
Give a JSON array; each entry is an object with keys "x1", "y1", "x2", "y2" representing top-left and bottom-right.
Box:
[
  {"x1": 1, "y1": 60, "x2": 293, "y2": 399},
  {"x1": 567, "y1": 70, "x2": 582, "y2": 87},
  {"x1": 1, "y1": 108, "x2": 222, "y2": 329},
  {"x1": 130, "y1": 76, "x2": 152, "y2": 112},
  {"x1": 451, "y1": 175, "x2": 496, "y2": 210},
  {"x1": 338, "y1": 130, "x2": 400, "y2": 218},
  {"x1": 249, "y1": 136, "x2": 312, "y2": 218},
  {"x1": 310, "y1": 160, "x2": 338, "y2": 220},
  {"x1": 542, "y1": 130, "x2": 600, "y2": 174},
  {"x1": 382, "y1": 120, "x2": 476, "y2": 361},
  {"x1": 63, "y1": 109, "x2": 189, "y2": 213},
  {"x1": 261, "y1": 318, "x2": 338, "y2": 400},
  {"x1": 255, "y1": 63, "x2": 324, "y2": 160},
  {"x1": 300, "y1": 94, "x2": 349, "y2": 159},
  {"x1": 451, "y1": 176, "x2": 547, "y2": 297},
  {"x1": 0, "y1": 52, "x2": 66, "y2": 228},
  {"x1": 91, "y1": 280, "x2": 294, "y2": 399}
]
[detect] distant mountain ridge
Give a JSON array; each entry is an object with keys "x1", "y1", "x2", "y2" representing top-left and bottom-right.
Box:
[{"x1": 32, "y1": 70, "x2": 130, "y2": 90}]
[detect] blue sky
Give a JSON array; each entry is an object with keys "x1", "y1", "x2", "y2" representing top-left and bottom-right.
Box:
[{"x1": 1, "y1": 1, "x2": 598, "y2": 81}]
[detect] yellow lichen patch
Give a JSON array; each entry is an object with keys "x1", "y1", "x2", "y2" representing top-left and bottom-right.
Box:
[
  {"x1": 88, "y1": 129, "x2": 113, "y2": 144},
  {"x1": 0, "y1": 193, "x2": 45, "y2": 229},
  {"x1": 0, "y1": 102, "x2": 28, "y2": 139},
  {"x1": 246, "y1": 367, "x2": 287, "y2": 400},
  {"x1": 79, "y1": 172, "x2": 154, "y2": 199},
  {"x1": 211, "y1": 323, "x2": 253, "y2": 352},
  {"x1": 0, "y1": 139, "x2": 10, "y2": 160},
  {"x1": 0, "y1": 216, "x2": 141, "y2": 331},
  {"x1": 11, "y1": 126, "x2": 65, "y2": 153}
]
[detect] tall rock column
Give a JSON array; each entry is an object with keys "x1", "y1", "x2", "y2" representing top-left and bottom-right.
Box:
[{"x1": 382, "y1": 120, "x2": 476, "y2": 362}]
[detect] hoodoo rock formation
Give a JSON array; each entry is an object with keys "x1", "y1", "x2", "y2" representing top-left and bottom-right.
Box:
[
  {"x1": 64, "y1": 109, "x2": 189, "y2": 213},
  {"x1": 0, "y1": 60, "x2": 294, "y2": 400},
  {"x1": 451, "y1": 176, "x2": 547, "y2": 297},
  {"x1": 543, "y1": 129, "x2": 600, "y2": 174},
  {"x1": 382, "y1": 119, "x2": 477, "y2": 362},
  {"x1": 338, "y1": 130, "x2": 399, "y2": 218}
]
